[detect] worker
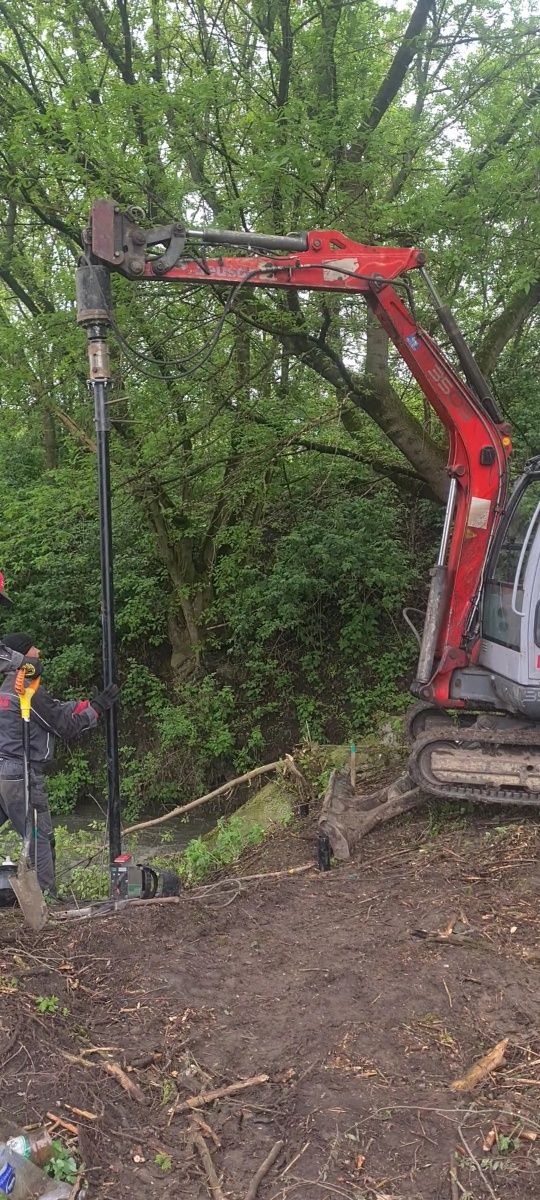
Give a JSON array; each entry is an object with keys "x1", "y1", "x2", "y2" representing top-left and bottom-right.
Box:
[{"x1": 0, "y1": 633, "x2": 119, "y2": 897}]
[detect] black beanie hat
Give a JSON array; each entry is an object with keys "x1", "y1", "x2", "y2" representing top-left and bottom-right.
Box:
[{"x1": 3, "y1": 633, "x2": 34, "y2": 655}]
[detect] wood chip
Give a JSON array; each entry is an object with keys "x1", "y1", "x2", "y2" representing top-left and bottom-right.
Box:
[
  {"x1": 450, "y1": 1038, "x2": 509, "y2": 1092},
  {"x1": 63, "y1": 1105, "x2": 98, "y2": 1122},
  {"x1": 46, "y1": 1112, "x2": 78, "y2": 1135}
]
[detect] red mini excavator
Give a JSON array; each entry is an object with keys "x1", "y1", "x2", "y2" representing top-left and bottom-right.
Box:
[{"x1": 78, "y1": 200, "x2": 540, "y2": 810}]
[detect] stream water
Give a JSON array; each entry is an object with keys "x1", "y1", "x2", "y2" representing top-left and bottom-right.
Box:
[{"x1": 57, "y1": 799, "x2": 217, "y2": 858}]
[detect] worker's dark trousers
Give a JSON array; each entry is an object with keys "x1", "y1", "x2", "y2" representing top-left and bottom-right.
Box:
[{"x1": 0, "y1": 762, "x2": 56, "y2": 893}]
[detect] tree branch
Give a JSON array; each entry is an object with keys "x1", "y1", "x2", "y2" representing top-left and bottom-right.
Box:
[
  {"x1": 347, "y1": 0, "x2": 435, "y2": 162},
  {"x1": 0, "y1": 266, "x2": 51, "y2": 315},
  {"x1": 80, "y1": 0, "x2": 131, "y2": 81},
  {"x1": 291, "y1": 437, "x2": 435, "y2": 497},
  {"x1": 476, "y1": 278, "x2": 540, "y2": 375},
  {"x1": 448, "y1": 79, "x2": 540, "y2": 198},
  {"x1": 115, "y1": 0, "x2": 135, "y2": 83}
]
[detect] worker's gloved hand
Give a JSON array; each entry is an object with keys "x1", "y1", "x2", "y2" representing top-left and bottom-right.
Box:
[
  {"x1": 22, "y1": 656, "x2": 43, "y2": 679},
  {"x1": 91, "y1": 683, "x2": 120, "y2": 717}
]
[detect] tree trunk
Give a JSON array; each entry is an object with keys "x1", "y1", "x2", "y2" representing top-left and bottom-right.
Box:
[
  {"x1": 42, "y1": 406, "x2": 57, "y2": 469},
  {"x1": 143, "y1": 492, "x2": 210, "y2": 677}
]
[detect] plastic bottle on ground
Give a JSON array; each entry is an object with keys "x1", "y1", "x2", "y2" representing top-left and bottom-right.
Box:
[
  {"x1": 38, "y1": 1186, "x2": 72, "y2": 1199},
  {"x1": 0, "y1": 1142, "x2": 50, "y2": 1197},
  {"x1": 2, "y1": 1130, "x2": 53, "y2": 1170}
]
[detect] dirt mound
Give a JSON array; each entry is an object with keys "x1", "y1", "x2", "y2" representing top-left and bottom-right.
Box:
[{"x1": 1, "y1": 810, "x2": 540, "y2": 1198}]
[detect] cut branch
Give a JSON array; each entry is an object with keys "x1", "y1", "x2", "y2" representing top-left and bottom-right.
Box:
[
  {"x1": 173, "y1": 1073, "x2": 269, "y2": 1115},
  {"x1": 245, "y1": 1140, "x2": 284, "y2": 1200},
  {"x1": 189, "y1": 1130, "x2": 226, "y2": 1200},
  {"x1": 122, "y1": 761, "x2": 282, "y2": 836},
  {"x1": 450, "y1": 1038, "x2": 509, "y2": 1092}
]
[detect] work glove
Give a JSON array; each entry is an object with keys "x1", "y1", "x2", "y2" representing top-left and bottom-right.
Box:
[
  {"x1": 22, "y1": 656, "x2": 43, "y2": 679},
  {"x1": 91, "y1": 683, "x2": 120, "y2": 717}
]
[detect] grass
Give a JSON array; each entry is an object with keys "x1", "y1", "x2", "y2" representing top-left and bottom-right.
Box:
[{"x1": 152, "y1": 811, "x2": 268, "y2": 885}]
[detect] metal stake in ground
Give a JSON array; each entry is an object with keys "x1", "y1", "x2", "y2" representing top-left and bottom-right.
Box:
[{"x1": 76, "y1": 263, "x2": 122, "y2": 869}]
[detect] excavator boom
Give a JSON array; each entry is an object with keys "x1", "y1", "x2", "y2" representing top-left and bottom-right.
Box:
[{"x1": 80, "y1": 200, "x2": 540, "y2": 810}]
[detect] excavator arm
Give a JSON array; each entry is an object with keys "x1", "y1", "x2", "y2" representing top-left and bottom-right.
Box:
[{"x1": 78, "y1": 200, "x2": 512, "y2": 709}]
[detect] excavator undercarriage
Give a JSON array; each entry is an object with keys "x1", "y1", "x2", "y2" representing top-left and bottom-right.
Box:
[{"x1": 406, "y1": 705, "x2": 540, "y2": 807}]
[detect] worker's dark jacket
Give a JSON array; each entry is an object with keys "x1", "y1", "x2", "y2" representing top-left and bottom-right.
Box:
[{"x1": 0, "y1": 672, "x2": 98, "y2": 772}]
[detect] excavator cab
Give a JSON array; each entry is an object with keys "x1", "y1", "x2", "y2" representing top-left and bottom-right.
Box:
[
  {"x1": 409, "y1": 463, "x2": 540, "y2": 807},
  {"x1": 451, "y1": 462, "x2": 540, "y2": 720}
]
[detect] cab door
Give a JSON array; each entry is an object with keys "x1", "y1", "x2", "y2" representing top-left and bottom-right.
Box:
[
  {"x1": 480, "y1": 477, "x2": 540, "y2": 686},
  {"x1": 527, "y1": 527, "x2": 540, "y2": 682}
]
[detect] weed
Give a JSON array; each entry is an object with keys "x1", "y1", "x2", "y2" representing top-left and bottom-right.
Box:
[
  {"x1": 496, "y1": 1132, "x2": 521, "y2": 1155},
  {"x1": 46, "y1": 1141, "x2": 79, "y2": 1184},
  {"x1": 35, "y1": 994, "x2": 59, "y2": 1014},
  {"x1": 425, "y1": 800, "x2": 471, "y2": 838},
  {"x1": 160, "y1": 1078, "x2": 176, "y2": 1106},
  {"x1": 154, "y1": 1152, "x2": 173, "y2": 1172},
  {"x1": 0, "y1": 976, "x2": 18, "y2": 992},
  {"x1": 484, "y1": 825, "x2": 513, "y2": 843},
  {"x1": 177, "y1": 813, "x2": 267, "y2": 884}
]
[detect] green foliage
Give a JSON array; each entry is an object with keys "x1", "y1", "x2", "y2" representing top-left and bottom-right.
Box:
[
  {"x1": 212, "y1": 487, "x2": 420, "y2": 735},
  {"x1": 176, "y1": 813, "x2": 266, "y2": 884},
  {"x1": 47, "y1": 751, "x2": 95, "y2": 816},
  {"x1": 66, "y1": 860, "x2": 109, "y2": 901},
  {"x1": 35, "y1": 994, "x2": 60, "y2": 1014},
  {"x1": 157, "y1": 678, "x2": 236, "y2": 762},
  {"x1": 154, "y1": 1153, "x2": 173, "y2": 1173},
  {"x1": 46, "y1": 1142, "x2": 79, "y2": 1185},
  {"x1": 160, "y1": 1078, "x2": 177, "y2": 1107}
]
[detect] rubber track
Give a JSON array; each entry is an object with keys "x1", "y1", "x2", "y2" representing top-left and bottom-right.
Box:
[{"x1": 408, "y1": 723, "x2": 540, "y2": 807}]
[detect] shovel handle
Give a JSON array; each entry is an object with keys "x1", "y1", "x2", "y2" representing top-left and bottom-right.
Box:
[
  {"x1": 14, "y1": 669, "x2": 41, "y2": 859},
  {"x1": 15, "y1": 668, "x2": 40, "y2": 720}
]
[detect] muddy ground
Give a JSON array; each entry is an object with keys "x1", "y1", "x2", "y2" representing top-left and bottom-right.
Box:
[{"x1": 1, "y1": 802, "x2": 540, "y2": 1200}]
